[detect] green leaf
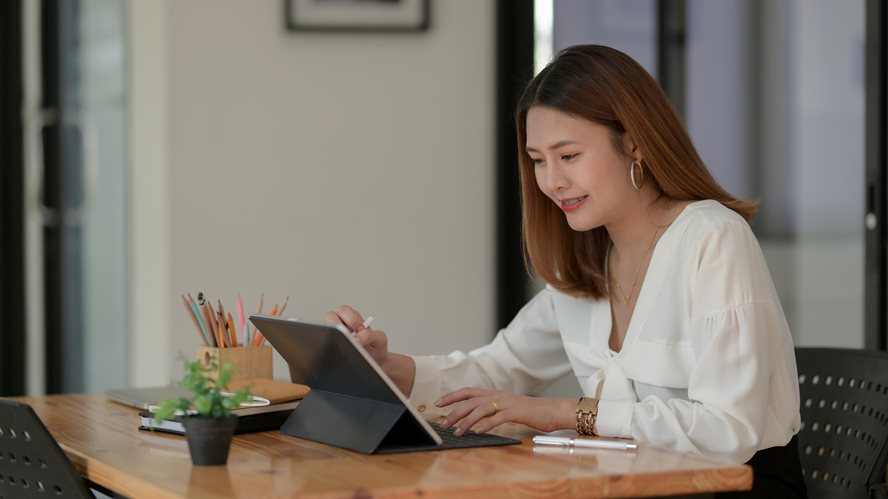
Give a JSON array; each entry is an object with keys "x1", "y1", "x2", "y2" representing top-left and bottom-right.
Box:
[{"x1": 151, "y1": 353, "x2": 252, "y2": 420}]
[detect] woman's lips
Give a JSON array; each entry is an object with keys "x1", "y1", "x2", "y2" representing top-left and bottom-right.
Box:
[{"x1": 560, "y1": 195, "x2": 589, "y2": 212}]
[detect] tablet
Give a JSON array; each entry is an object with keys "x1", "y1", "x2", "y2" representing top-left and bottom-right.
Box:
[
  {"x1": 249, "y1": 315, "x2": 520, "y2": 454},
  {"x1": 105, "y1": 385, "x2": 192, "y2": 410}
]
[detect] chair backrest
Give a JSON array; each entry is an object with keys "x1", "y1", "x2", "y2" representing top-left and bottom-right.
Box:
[
  {"x1": 796, "y1": 347, "x2": 888, "y2": 499},
  {"x1": 0, "y1": 398, "x2": 93, "y2": 498}
]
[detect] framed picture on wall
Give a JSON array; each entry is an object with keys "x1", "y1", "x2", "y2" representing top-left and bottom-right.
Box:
[{"x1": 285, "y1": 0, "x2": 430, "y2": 32}]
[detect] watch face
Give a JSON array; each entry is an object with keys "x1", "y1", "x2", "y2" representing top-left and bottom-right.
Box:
[{"x1": 577, "y1": 396, "x2": 598, "y2": 413}]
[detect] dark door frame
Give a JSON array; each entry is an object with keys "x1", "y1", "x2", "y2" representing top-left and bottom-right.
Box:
[
  {"x1": 865, "y1": 0, "x2": 888, "y2": 351},
  {"x1": 494, "y1": 0, "x2": 535, "y2": 329},
  {"x1": 42, "y1": 0, "x2": 86, "y2": 393},
  {"x1": 657, "y1": 0, "x2": 687, "y2": 118},
  {"x1": 0, "y1": 0, "x2": 26, "y2": 396}
]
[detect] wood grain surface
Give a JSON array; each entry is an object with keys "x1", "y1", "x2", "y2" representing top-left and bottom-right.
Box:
[{"x1": 10, "y1": 394, "x2": 751, "y2": 498}]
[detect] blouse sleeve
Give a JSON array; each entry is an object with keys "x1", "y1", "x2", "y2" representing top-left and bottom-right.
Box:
[
  {"x1": 598, "y1": 217, "x2": 795, "y2": 463},
  {"x1": 408, "y1": 288, "x2": 573, "y2": 419}
]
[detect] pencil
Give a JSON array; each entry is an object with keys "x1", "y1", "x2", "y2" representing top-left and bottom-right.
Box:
[
  {"x1": 218, "y1": 311, "x2": 230, "y2": 348},
  {"x1": 217, "y1": 301, "x2": 233, "y2": 347},
  {"x1": 250, "y1": 292, "x2": 264, "y2": 347},
  {"x1": 186, "y1": 293, "x2": 210, "y2": 343},
  {"x1": 227, "y1": 312, "x2": 239, "y2": 347},
  {"x1": 252, "y1": 330, "x2": 266, "y2": 347},
  {"x1": 181, "y1": 294, "x2": 209, "y2": 346},
  {"x1": 252, "y1": 304, "x2": 278, "y2": 347},
  {"x1": 216, "y1": 310, "x2": 225, "y2": 347},
  {"x1": 207, "y1": 301, "x2": 222, "y2": 348},
  {"x1": 219, "y1": 310, "x2": 233, "y2": 347},
  {"x1": 191, "y1": 301, "x2": 210, "y2": 343},
  {"x1": 216, "y1": 312, "x2": 231, "y2": 347},
  {"x1": 244, "y1": 319, "x2": 250, "y2": 349},
  {"x1": 250, "y1": 304, "x2": 273, "y2": 347},
  {"x1": 199, "y1": 299, "x2": 218, "y2": 348},
  {"x1": 276, "y1": 296, "x2": 289, "y2": 316},
  {"x1": 217, "y1": 299, "x2": 227, "y2": 322},
  {"x1": 236, "y1": 293, "x2": 245, "y2": 345}
]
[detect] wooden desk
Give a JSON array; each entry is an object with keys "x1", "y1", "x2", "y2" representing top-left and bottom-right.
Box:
[{"x1": 13, "y1": 394, "x2": 751, "y2": 498}]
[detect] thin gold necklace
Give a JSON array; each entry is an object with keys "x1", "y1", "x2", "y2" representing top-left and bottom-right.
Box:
[{"x1": 609, "y1": 208, "x2": 668, "y2": 305}]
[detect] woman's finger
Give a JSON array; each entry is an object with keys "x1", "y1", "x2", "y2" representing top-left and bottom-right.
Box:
[
  {"x1": 440, "y1": 400, "x2": 476, "y2": 429},
  {"x1": 453, "y1": 401, "x2": 498, "y2": 436},
  {"x1": 351, "y1": 327, "x2": 372, "y2": 347},
  {"x1": 442, "y1": 396, "x2": 497, "y2": 430},
  {"x1": 435, "y1": 387, "x2": 486, "y2": 407},
  {"x1": 353, "y1": 328, "x2": 384, "y2": 349},
  {"x1": 333, "y1": 305, "x2": 365, "y2": 331},
  {"x1": 473, "y1": 410, "x2": 509, "y2": 435},
  {"x1": 323, "y1": 311, "x2": 344, "y2": 325},
  {"x1": 349, "y1": 328, "x2": 389, "y2": 367}
]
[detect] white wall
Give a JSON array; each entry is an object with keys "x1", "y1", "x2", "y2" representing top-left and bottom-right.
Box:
[
  {"x1": 129, "y1": 0, "x2": 496, "y2": 383},
  {"x1": 129, "y1": 1, "x2": 171, "y2": 384}
]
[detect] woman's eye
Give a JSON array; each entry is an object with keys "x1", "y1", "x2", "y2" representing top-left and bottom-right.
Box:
[
  {"x1": 561, "y1": 153, "x2": 578, "y2": 161},
  {"x1": 531, "y1": 158, "x2": 544, "y2": 167}
]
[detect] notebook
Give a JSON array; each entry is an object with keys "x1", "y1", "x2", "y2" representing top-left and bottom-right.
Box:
[
  {"x1": 109, "y1": 380, "x2": 308, "y2": 414},
  {"x1": 226, "y1": 377, "x2": 310, "y2": 405},
  {"x1": 137, "y1": 403, "x2": 299, "y2": 435},
  {"x1": 105, "y1": 386, "x2": 192, "y2": 410},
  {"x1": 249, "y1": 315, "x2": 520, "y2": 454}
]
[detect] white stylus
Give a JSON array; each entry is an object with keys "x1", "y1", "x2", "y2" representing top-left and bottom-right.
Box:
[
  {"x1": 336, "y1": 316, "x2": 375, "y2": 334},
  {"x1": 532, "y1": 435, "x2": 638, "y2": 451}
]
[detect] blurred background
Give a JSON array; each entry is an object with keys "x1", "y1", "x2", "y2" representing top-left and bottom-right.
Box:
[{"x1": 0, "y1": 0, "x2": 885, "y2": 397}]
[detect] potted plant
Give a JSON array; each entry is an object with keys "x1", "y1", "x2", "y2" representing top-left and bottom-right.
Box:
[{"x1": 153, "y1": 356, "x2": 251, "y2": 465}]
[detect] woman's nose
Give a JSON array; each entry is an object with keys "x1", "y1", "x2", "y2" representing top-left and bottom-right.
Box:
[{"x1": 544, "y1": 162, "x2": 570, "y2": 191}]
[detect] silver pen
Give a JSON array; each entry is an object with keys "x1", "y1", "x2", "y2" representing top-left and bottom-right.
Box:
[{"x1": 532, "y1": 435, "x2": 638, "y2": 451}]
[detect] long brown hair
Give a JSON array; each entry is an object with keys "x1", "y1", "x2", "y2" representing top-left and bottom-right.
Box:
[{"x1": 516, "y1": 45, "x2": 757, "y2": 299}]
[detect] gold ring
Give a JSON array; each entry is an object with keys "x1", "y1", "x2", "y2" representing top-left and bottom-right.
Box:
[{"x1": 490, "y1": 400, "x2": 500, "y2": 415}]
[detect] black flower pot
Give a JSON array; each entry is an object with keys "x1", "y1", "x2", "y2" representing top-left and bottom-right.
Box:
[{"x1": 181, "y1": 415, "x2": 238, "y2": 466}]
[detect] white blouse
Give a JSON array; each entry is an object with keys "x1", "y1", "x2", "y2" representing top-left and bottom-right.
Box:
[{"x1": 408, "y1": 200, "x2": 801, "y2": 463}]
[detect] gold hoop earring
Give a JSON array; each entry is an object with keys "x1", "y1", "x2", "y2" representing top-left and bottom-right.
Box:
[{"x1": 630, "y1": 160, "x2": 645, "y2": 190}]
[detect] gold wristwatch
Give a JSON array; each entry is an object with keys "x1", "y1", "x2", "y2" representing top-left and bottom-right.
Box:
[{"x1": 576, "y1": 396, "x2": 599, "y2": 436}]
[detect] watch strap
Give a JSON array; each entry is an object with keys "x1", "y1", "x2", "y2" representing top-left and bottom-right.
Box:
[{"x1": 575, "y1": 396, "x2": 599, "y2": 436}]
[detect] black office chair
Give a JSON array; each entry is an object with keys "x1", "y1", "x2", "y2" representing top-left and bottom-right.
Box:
[
  {"x1": 796, "y1": 347, "x2": 888, "y2": 499},
  {"x1": 0, "y1": 398, "x2": 94, "y2": 498}
]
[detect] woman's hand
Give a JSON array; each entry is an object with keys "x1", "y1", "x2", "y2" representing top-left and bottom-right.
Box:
[
  {"x1": 324, "y1": 305, "x2": 389, "y2": 366},
  {"x1": 324, "y1": 305, "x2": 416, "y2": 396},
  {"x1": 436, "y1": 388, "x2": 576, "y2": 436}
]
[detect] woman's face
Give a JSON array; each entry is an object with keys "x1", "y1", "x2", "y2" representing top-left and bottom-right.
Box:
[{"x1": 525, "y1": 106, "x2": 635, "y2": 232}]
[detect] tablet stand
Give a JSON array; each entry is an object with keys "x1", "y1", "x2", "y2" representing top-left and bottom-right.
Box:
[{"x1": 280, "y1": 389, "x2": 437, "y2": 454}]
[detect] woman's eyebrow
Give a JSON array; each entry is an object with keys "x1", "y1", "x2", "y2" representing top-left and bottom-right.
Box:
[{"x1": 526, "y1": 140, "x2": 579, "y2": 153}]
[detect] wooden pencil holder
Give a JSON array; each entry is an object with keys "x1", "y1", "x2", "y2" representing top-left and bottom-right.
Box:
[{"x1": 196, "y1": 346, "x2": 273, "y2": 383}]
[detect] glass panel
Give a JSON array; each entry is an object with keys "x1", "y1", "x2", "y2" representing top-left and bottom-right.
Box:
[
  {"x1": 78, "y1": 0, "x2": 129, "y2": 390},
  {"x1": 552, "y1": 0, "x2": 657, "y2": 76},
  {"x1": 686, "y1": 0, "x2": 865, "y2": 347}
]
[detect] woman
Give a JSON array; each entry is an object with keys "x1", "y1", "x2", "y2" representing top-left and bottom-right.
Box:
[{"x1": 327, "y1": 45, "x2": 805, "y2": 497}]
